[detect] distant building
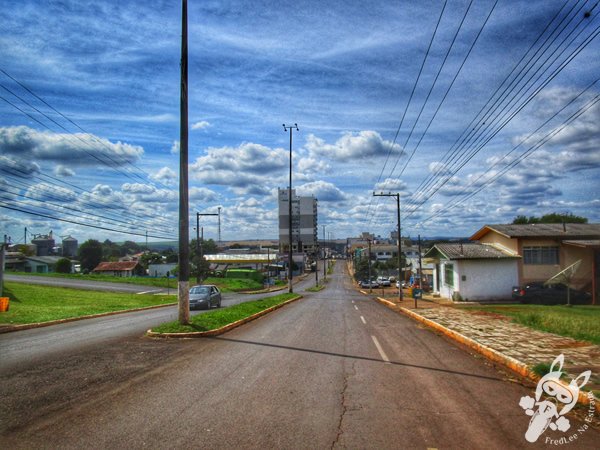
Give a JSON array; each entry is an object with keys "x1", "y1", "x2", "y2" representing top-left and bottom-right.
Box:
[
  {"x1": 32, "y1": 232, "x2": 55, "y2": 256},
  {"x1": 278, "y1": 188, "x2": 318, "y2": 254},
  {"x1": 92, "y1": 261, "x2": 144, "y2": 277},
  {"x1": 62, "y1": 236, "x2": 78, "y2": 257}
]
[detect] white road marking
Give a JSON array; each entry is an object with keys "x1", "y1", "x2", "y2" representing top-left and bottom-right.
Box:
[
  {"x1": 360, "y1": 316, "x2": 366, "y2": 324},
  {"x1": 371, "y1": 335, "x2": 390, "y2": 364},
  {"x1": 353, "y1": 305, "x2": 359, "y2": 311},
  {"x1": 137, "y1": 290, "x2": 160, "y2": 295}
]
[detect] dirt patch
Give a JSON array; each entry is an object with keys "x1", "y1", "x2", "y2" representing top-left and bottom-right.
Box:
[
  {"x1": 0, "y1": 336, "x2": 194, "y2": 435},
  {"x1": 468, "y1": 310, "x2": 512, "y2": 321}
]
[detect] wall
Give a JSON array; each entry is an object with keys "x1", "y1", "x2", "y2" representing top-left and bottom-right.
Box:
[
  {"x1": 435, "y1": 259, "x2": 518, "y2": 301},
  {"x1": 457, "y1": 259, "x2": 518, "y2": 301}
]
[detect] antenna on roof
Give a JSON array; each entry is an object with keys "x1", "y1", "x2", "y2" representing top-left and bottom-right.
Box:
[{"x1": 544, "y1": 259, "x2": 581, "y2": 307}]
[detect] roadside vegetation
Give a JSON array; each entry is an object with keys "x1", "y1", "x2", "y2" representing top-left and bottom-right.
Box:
[
  {"x1": 6, "y1": 272, "x2": 263, "y2": 292},
  {"x1": 462, "y1": 304, "x2": 600, "y2": 345},
  {"x1": 150, "y1": 293, "x2": 298, "y2": 334},
  {"x1": 0, "y1": 282, "x2": 174, "y2": 325}
]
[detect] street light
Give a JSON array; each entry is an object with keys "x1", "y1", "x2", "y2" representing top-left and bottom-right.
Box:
[{"x1": 283, "y1": 123, "x2": 298, "y2": 294}]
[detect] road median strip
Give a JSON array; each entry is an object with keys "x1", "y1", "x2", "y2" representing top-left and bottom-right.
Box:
[{"x1": 146, "y1": 293, "x2": 302, "y2": 338}]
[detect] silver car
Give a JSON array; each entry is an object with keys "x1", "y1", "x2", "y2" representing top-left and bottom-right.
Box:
[{"x1": 189, "y1": 285, "x2": 222, "y2": 310}]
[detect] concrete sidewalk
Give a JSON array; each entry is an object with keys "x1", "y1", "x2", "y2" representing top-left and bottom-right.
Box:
[{"x1": 376, "y1": 293, "x2": 600, "y2": 399}]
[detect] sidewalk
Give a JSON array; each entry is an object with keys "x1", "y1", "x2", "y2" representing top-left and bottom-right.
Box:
[{"x1": 374, "y1": 291, "x2": 600, "y2": 400}]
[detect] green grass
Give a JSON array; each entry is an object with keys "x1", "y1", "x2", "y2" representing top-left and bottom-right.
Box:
[
  {"x1": 306, "y1": 285, "x2": 325, "y2": 292},
  {"x1": 6, "y1": 271, "x2": 262, "y2": 292},
  {"x1": 462, "y1": 304, "x2": 600, "y2": 344},
  {"x1": 0, "y1": 282, "x2": 174, "y2": 325},
  {"x1": 150, "y1": 293, "x2": 299, "y2": 334}
]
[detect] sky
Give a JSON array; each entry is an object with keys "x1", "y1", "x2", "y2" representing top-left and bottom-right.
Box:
[{"x1": 1, "y1": 0, "x2": 599, "y2": 245}]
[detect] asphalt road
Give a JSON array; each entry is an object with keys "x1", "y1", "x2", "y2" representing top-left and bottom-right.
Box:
[
  {"x1": 1, "y1": 263, "x2": 598, "y2": 449},
  {"x1": 0, "y1": 273, "x2": 316, "y2": 373}
]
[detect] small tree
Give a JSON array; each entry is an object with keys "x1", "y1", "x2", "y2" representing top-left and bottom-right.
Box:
[
  {"x1": 55, "y1": 258, "x2": 72, "y2": 274},
  {"x1": 78, "y1": 239, "x2": 103, "y2": 272}
]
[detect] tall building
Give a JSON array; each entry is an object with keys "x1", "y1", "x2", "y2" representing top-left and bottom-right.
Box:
[{"x1": 278, "y1": 188, "x2": 318, "y2": 254}]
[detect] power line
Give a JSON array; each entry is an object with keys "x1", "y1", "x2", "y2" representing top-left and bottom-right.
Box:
[
  {"x1": 0, "y1": 201, "x2": 174, "y2": 240},
  {"x1": 363, "y1": 0, "x2": 449, "y2": 230},
  {"x1": 401, "y1": 4, "x2": 600, "y2": 219},
  {"x1": 0, "y1": 67, "x2": 173, "y2": 191},
  {"x1": 412, "y1": 92, "x2": 600, "y2": 226}
]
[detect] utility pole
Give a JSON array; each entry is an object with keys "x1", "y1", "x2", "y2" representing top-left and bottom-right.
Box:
[
  {"x1": 322, "y1": 224, "x2": 327, "y2": 280},
  {"x1": 283, "y1": 123, "x2": 298, "y2": 294},
  {"x1": 196, "y1": 212, "x2": 219, "y2": 284},
  {"x1": 367, "y1": 238, "x2": 372, "y2": 294},
  {"x1": 217, "y1": 206, "x2": 222, "y2": 247},
  {"x1": 417, "y1": 234, "x2": 423, "y2": 309},
  {"x1": 178, "y1": 0, "x2": 190, "y2": 325},
  {"x1": 373, "y1": 192, "x2": 403, "y2": 302},
  {"x1": 0, "y1": 235, "x2": 7, "y2": 297}
]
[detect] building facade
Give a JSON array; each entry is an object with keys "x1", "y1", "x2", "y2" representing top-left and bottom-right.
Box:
[{"x1": 278, "y1": 188, "x2": 318, "y2": 254}]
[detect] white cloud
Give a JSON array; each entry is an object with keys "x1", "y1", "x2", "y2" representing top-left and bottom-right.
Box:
[
  {"x1": 374, "y1": 178, "x2": 408, "y2": 192},
  {"x1": 151, "y1": 166, "x2": 178, "y2": 186},
  {"x1": 0, "y1": 126, "x2": 143, "y2": 168},
  {"x1": 170, "y1": 141, "x2": 180, "y2": 155},
  {"x1": 54, "y1": 165, "x2": 75, "y2": 177},
  {"x1": 191, "y1": 120, "x2": 211, "y2": 130},
  {"x1": 296, "y1": 181, "x2": 348, "y2": 203},
  {"x1": 305, "y1": 131, "x2": 403, "y2": 161}
]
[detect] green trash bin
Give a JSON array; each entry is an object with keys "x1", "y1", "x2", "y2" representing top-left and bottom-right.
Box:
[{"x1": 412, "y1": 288, "x2": 422, "y2": 299}]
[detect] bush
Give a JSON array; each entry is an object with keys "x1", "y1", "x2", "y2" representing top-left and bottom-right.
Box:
[
  {"x1": 224, "y1": 269, "x2": 264, "y2": 283},
  {"x1": 55, "y1": 258, "x2": 72, "y2": 274}
]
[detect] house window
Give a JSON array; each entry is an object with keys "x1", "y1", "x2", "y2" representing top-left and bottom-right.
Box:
[
  {"x1": 444, "y1": 263, "x2": 454, "y2": 287},
  {"x1": 523, "y1": 246, "x2": 559, "y2": 265}
]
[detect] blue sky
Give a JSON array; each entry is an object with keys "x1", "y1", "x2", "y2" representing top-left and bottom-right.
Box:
[{"x1": 1, "y1": 0, "x2": 599, "y2": 244}]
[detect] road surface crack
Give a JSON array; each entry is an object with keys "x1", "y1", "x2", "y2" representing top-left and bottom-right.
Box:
[{"x1": 331, "y1": 359, "x2": 356, "y2": 449}]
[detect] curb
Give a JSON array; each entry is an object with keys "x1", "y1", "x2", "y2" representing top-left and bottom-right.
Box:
[
  {"x1": 146, "y1": 294, "x2": 303, "y2": 338},
  {"x1": 373, "y1": 296, "x2": 596, "y2": 405},
  {"x1": 0, "y1": 302, "x2": 177, "y2": 334}
]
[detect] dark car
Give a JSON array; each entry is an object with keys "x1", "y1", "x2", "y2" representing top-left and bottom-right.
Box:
[
  {"x1": 512, "y1": 282, "x2": 591, "y2": 305},
  {"x1": 189, "y1": 285, "x2": 222, "y2": 310}
]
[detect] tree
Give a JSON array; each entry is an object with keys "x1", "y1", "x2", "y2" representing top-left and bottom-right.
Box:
[
  {"x1": 512, "y1": 212, "x2": 588, "y2": 224},
  {"x1": 55, "y1": 258, "x2": 72, "y2": 274},
  {"x1": 102, "y1": 239, "x2": 121, "y2": 260},
  {"x1": 139, "y1": 252, "x2": 163, "y2": 270},
  {"x1": 78, "y1": 239, "x2": 103, "y2": 272}
]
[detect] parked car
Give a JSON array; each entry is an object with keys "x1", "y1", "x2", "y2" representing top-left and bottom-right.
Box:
[
  {"x1": 512, "y1": 282, "x2": 591, "y2": 305},
  {"x1": 376, "y1": 276, "x2": 391, "y2": 287},
  {"x1": 189, "y1": 285, "x2": 222, "y2": 310},
  {"x1": 360, "y1": 280, "x2": 380, "y2": 288},
  {"x1": 395, "y1": 280, "x2": 406, "y2": 288}
]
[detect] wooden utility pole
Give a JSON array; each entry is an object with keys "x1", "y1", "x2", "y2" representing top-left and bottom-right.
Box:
[
  {"x1": 373, "y1": 192, "x2": 403, "y2": 302},
  {"x1": 178, "y1": 0, "x2": 190, "y2": 325}
]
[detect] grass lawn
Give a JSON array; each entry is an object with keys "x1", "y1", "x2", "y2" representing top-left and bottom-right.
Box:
[
  {"x1": 0, "y1": 282, "x2": 174, "y2": 325},
  {"x1": 150, "y1": 293, "x2": 299, "y2": 334},
  {"x1": 461, "y1": 304, "x2": 600, "y2": 345},
  {"x1": 6, "y1": 271, "x2": 263, "y2": 292}
]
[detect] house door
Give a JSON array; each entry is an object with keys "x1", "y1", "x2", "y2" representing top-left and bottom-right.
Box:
[{"x1": 435, "y1": 263, "x2": 440, "y2": 292}]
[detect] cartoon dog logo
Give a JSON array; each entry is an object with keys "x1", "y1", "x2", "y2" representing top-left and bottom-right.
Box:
[{"x1": 519, "y1": 354, "x2": 591, "y2": 443}]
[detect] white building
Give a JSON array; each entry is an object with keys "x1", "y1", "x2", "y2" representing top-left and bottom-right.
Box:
[
  {"x1": 424, "y1": 242, "x2": 519, "y2": 302},
  {"x1": 278, "y1": 188, "x2": 318, "y2": 254}
]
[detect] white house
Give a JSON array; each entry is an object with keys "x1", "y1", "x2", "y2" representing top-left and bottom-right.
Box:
[{"x1": 424, "y1": 242, "x2": 519, "y2": 301}]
